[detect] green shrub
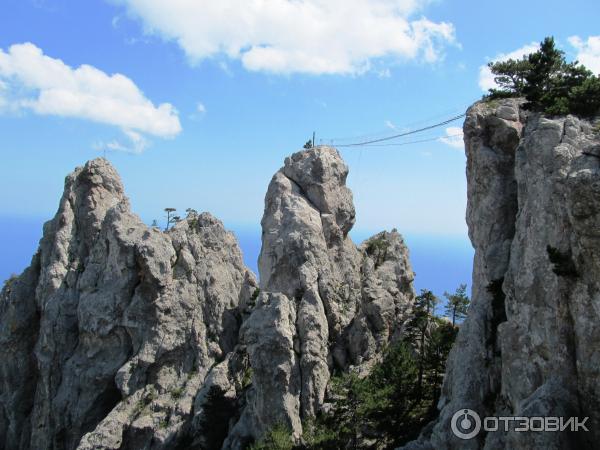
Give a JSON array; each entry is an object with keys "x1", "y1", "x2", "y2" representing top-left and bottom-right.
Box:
[
  {"x1": 147, "y1": 386, "x2": 157, "y2": 401},
  {"x1": 2, "y1": 273, "x2": 18, "y2": 289},
  {"x1": 170, "y1": 386, "x2": 184, "y2": 399},
  {"x1": 132, "y1": 387, "x2": 156, "y2": 418},
  {"x1": 365, "y1": 236, "x2": 390, "y2": 268},
  {"x1": 242, "y1": 366, "x2": 253, "y2": 389},
  {"x1": 248, "y1": 288, "x2": 260, "y2": 307},
  {"x1": 250, "y1": 424, "x2": 295, "y2": 450}
]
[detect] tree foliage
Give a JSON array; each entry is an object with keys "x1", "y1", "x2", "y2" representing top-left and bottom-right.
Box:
[
  {"x1": 289, "y1": 342, "x2": 424, "y2": 450},
  {"x1": 403, "y1": 290, "x2": 438, "y2": 394},
  {"x1": 443, "y1": 284, "x2": 470, "y2": 326},
  {"x1": 309, "y1": 293, "x2": 458, "y2": 448},
  {"x1": 250, "y1": 424, "x2": 295, "y2": 450},
  {"x1": 487, "y1": 36, "x2": 600, "y2": 116},
  {"x1": 253, "y1": 286, "x2": 464, "y2": 449},
  {"x1": 164, "y1": 207, "x2": 180, "y2": 231}
]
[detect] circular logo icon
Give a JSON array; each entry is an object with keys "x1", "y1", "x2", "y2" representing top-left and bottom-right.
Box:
[{"x1": 451, "y1": 409, "x2": 481, "y2": 440}]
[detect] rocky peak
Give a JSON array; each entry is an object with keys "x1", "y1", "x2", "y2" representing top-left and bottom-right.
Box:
[
  {"x1": 282, "y1": 146, "x2": 356, "y2": 238},
  {"x1": 36, "y1": 158, "x2": 127, "y2": 295},
  {"x1": 0, "y1": 158, "x2": 257, "y2": 450},
  {"x1": 63, "y1": 157, "x2": 127, "y2": 221},
  {"x1": 226, "y1": 146, "x2": 415, "y2": 446}
]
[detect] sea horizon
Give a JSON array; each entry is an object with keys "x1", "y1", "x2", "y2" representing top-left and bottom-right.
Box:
[{"x1": 0, "y1": 215, "x2": 473, "y2": 306}]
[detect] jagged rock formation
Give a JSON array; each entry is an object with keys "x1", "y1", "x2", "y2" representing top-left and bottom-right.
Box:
[
  {"x1": 0, "y1": 148, "x2": 416, "y2": 450},
  {"x1": 405, "y1": 99, "x2": 600, "y2": 450},
  {"x1": 225, "y1": 147, "x2": 415, "y2": 446},
  {"x1": 0, "y1": 159, "x2": 258, "y2": 450}
]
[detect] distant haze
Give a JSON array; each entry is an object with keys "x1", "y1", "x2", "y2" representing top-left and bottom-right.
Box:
[{"x1": 0, "y1": 216, "x2": 473, "y2": 305}]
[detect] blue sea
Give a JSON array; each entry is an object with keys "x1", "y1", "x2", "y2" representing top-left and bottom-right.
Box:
[{"x1": 0, "y1": 216, "x2": 474, "y2": 307}]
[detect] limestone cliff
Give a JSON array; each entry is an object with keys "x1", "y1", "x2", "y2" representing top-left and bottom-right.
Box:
[
  {"x1": 225, "y1": 147, "x2": 416, "y2": 447},
  {"x1": 0, "y1": 149, "x2": 416, "y2": 450},
  {"x1": 405, "y1": 98, "x2": 600, "y2": 450},
  {"x1": 0, "y1": 159, "x2": 258, "y2": 450}
]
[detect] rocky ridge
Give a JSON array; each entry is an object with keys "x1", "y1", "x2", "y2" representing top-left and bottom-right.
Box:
[{"x1": 0, "y1": 147, "x2": 416, "y2": 449}]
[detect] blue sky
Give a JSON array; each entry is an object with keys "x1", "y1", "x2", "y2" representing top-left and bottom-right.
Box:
[{"x1": 1, "y1": 0, "x2": 599, "y2": 299}]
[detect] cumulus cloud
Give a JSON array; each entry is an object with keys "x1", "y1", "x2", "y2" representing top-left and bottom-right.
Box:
[
  {"x1": 113, "y1": 0, "x2": 456, "y2": 75},
  {"x1": 569, "y1": 35, "x2": 600, "y2": 75},
  {"x1": 0, "y1": 42, "x2": 181, "y2": 152},
  {"x1": 95, "y1": 129, "x2": 150, "y2": 155},
  {"x1": 438, "y1": 126, "x2": 463, "y2": 149},
  {"x1": 478, "y1": 42, "x2": 538, "y2": 92}
]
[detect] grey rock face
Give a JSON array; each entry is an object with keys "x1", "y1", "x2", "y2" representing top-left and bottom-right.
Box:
[
  {"x1": 405, "y1": 99, "x2": 600, "y2": 449},
  {"x1": 1, "y1": 148, "x2": 416, "y2": 450},
  {"x1": 0, "y1": 159, "x2": 257, "y2": 450},
  {"x1": 226, "y1": 147, "x2": 416, "y2": 446}
]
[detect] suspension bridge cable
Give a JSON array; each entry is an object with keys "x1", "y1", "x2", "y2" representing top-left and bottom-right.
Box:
[
  {"x1": 335, "y1": 113, "x2": 465, "y2": 147},
  {"x1": 338, "y1": 133, "x2": 463, "y2": 149},
  {"x1": 323, "y1": 104, "x2": 471, "y2": 143}
]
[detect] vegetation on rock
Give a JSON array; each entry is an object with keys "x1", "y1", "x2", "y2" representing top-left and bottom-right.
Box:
[
  {"x1": 252, "y1": 289, "x2": 462, "y2": 449},
  {"x1": 443, "y1": 284, "x2": 470, "y2": 326},
  {"x1": 164, "y1": 207, "x2": 180, "y2": 231},
  {"x1": 487, "y1": 36, "x2": 600, "y2": 117},
  {"x1": 365, "y1": 236, "x2": 390, "y2": 269}
]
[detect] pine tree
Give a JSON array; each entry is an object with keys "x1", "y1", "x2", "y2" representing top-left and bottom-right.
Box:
[
  {"x1": 522, "y1": 37, "x2": 565, "y2": 106},
  {"x1": 424, "y1": 319, "x2": 458, "y2": 407},
  {"x1": 404, "y1": 290, "x2": 438, "y2": 394},
  {"x1": 443, "y1": 284, "x2": 470, "y2": 326},
  {"x1": 487, "y1": 36, "x2": 600, "y2": 117},
  {"x1": 164, "y1": 207, "x2": 179, "y2": 231},
  {"x1": 488, "y1": 58, "x2": 531, "y2": 97}
]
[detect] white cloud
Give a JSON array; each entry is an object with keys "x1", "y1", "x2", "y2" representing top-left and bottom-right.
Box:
[
  {"x1": 385, "y1": 120, "x2": 398, "y2": 130},
  {"x1": 0, "y1": 80, "x2": 6, "y2": 110},
  {"x1": 0, "y1": 42, "x2": 181, "y2": 152},
  {"x1": 113, "y1": 0, "x2": 456, "y2": 75},
  {"x1": 569, "y1": 35, "x2": 600, "y2": 75},
  {"x1": 94, "y1": 130, "x2": 150, "y2": 155},
  {"x1": 375, "y1": 68, "x2": 392, "y2": 78},
  {"x1": 478, "y1": 42, "x2": 538, "y2": 92},
  {"x1": 438, "y1": 126, "x2": 463, "y2": 149},
  {"x1": 188, "y1": 101, "x2": 207, "y2": 121}
]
